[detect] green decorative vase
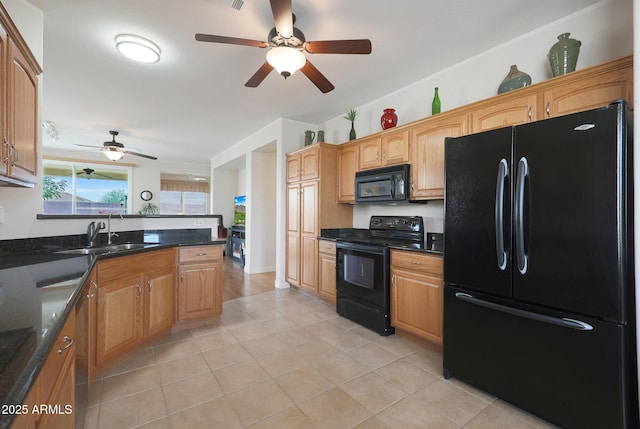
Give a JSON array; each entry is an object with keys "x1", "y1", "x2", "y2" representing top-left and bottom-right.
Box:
[
  {"x1": 349, "y1": 122, "x2": 356, "y2": 140},
  {"x1": 431, "y1": 87, "x2": 441, "y2": 115},
  {"x1": 497, "y1": 65, "x2": 532, "y2": 94},
  {"x1": 548, "y1": 33, "x2": 581, "y2": 77}
]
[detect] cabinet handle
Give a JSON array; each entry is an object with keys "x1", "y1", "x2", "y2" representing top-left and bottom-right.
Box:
[
  {"x1": 2, "y1": 140, "x2": 9, "y2": 163},
  {"x1": 12, "y1": 148, "x2": 20, "y2": 166},
  {"x1": 87, "y1": 279, "x2": 97, "y2": 299},
  {"x1": 58, "y1": 336, "x2": 74, "y2": 354},
  {"x1": 147, "y1": 280, "x2": 152, "y2": 292},
  {"x1": 196, "y1": 253, "x2": 207, "y2": 256},
  {"x1": 180, "y1": 272, "x2": 184, "y2": 281},
  {"x1": 391, "y1": 274, "x2": 396, "y2": 287},
  {"x1": 410, "y1": 260, "x2": 423, "y2": 265},
  {"x1": 545, "y1": 101, "x2": 551, "y2": 118},
  {"x1": 136, "y1": 283, "x2": 142, "y2": 298},
  {"x1": 527, "y1": 106, "x2": 532, "y2": 122}
]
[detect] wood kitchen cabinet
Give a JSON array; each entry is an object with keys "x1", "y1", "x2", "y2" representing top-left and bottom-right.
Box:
[
  {"x1": 469, "y1": 56, "x2": 633, "y2": 133},
  {"x1": 14, "y1": 311, "x2": 76, "y2": 429},
  {"x1": 75, "y1": 268, "x2": 97, "y2": 382},
  {"x1": 391, "y1": 250, "x2": 443, "y2": 348},
  {"x1": 470, "y1": 93, "x2": 540, "y2": 132},
  {"x1": 541, "y1": 58, "x2": 633, "y2": 118},
  {"x1": 287, "y1": 145, "x2": 319, "y2": 182},
  {"x1": 94, "y1": 248, "x2": 176, "y2": 368},
  {"x1": 318, "y1": 239, "x2": 337, "y2": 303},
  {"x1": 177, "y1": 245, "x2": 223, "y2": 320},
  {"x1": 358, "y1": 136, "x2": 382, "y2": 170},
  {"x1": 358, "y1": 130, "x2": 409, "y2": 170},
  {"x1": 337, "y1": 142, "x2": 358, "y2": 203},
  {"x1": 286, "y1": 143, "x2": 352, "y2": 296},
  {"x1": 380, "y1": 128, "x2": 409, "y2": 166},
  {"x1": 409, "y1": 112, "x2": 469, "y2": 200},
  {"x1": 0, "y1": 3, "x2": 41, "y2": 186}
]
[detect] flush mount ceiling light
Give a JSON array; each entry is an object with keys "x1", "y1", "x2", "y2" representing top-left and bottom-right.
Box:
[
  {"x1": 266, "y1": 46, "x2": 306, "y2": 78},
  {"x1": 115, "y1": 34, "x2": 161, "y2": 63}
]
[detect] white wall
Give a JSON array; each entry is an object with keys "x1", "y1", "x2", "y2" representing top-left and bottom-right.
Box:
[
  {"x1": 247, "y1": 149, "x2": 276, "y2": 273},
  {"x1": 211, "y1": 118, "x2": 315, "y2": 287}
]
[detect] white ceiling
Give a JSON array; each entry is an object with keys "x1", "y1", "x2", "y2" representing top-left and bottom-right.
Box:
[{"x1": 32, "y1": 0, "x2": 600, "y2": 166}]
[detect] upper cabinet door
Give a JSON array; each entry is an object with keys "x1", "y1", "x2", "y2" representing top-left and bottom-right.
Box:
[
  {"x1": 300, "y1": 147, "x2": 319, "y2": 181},
  {"x1": 6, "y1": 40, "x2": 38, "y2": 183},
  {"x1": 410, "y1": 113, "x2": 469, "y2": 200},
  {"x1": 381, "y1": 129, "x2": 409, "y2": 166},
  {"x1": 358, "y1": 136, "x2": 382, "y2": 170},
  {"x1": 470, "y1": 93, "x2": 540, "y2": 133},
  {"x1": 542, "y1": 63, "x2": 633, "y2": 118},
  {"x1": 337, "y1": 143, "x2": 358, "y2": 203}
]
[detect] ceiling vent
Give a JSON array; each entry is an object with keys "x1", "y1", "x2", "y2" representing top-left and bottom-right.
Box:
[{"x1": 210, "y1": 0, "x2": 244, "y2": 11}]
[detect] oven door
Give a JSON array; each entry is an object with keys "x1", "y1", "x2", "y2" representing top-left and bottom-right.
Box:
[{"x1": 336, "y1": 241, "x2": 389, "y2": 307}]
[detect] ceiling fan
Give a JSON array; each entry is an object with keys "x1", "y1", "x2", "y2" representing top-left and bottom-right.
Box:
[
  {"x1": 77, "y1": 168, "x2": 113, "y2": 180},
  {"x1": 195, "y1": 0, "x2": 372, "y2": 93},
  {"x1": 74, "y1": 131, "x2": 158, "y2": 161}
]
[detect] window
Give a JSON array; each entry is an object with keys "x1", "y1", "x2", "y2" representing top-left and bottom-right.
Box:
[
  {"x1": 160, "y1": 179, "x2": 209, "y2": 214},
  {"x1": 42, "y1": 159, "x2": 132, "y2": 215}
]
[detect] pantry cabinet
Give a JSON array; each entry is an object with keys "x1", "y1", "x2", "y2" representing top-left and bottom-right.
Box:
[
  {"x1": 177, "y1": 245, "x2": 223, "y2": 320},
  {"x1": 391, "y1": 250, "x2": 444, "y2": 347},
  {"x1": 0, "y1": 3, "x2": 41, "y2": 186},
  {"x1": 286, "y1": 143, "x2": 352, "y2": 296}
]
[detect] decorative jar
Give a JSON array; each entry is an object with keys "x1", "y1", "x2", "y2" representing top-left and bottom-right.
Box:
[
  {"x1": 497, "y1": 65, "x2": 532, "y2": 94},
  {"x1": 381, "y1": 108, "x2": 398, "y2": 130},
  {"x1": 548, "y1": 33, "x2": 581, "y2": 77}
]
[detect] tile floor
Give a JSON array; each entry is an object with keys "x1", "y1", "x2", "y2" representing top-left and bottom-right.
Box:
[{"x1": 79, "y1": 288, "x2": 559, "y2": 429}]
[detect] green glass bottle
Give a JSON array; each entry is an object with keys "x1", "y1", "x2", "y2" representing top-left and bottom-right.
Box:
[{"x1": 432, "y1": 87, "x2": 441, "y2": 115}]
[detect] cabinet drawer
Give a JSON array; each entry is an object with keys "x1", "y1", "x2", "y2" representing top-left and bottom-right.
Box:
[
  {"x1": 318, "y1": 240, "x2": 336, "y2": 255},
  {"x1": 179, "y1": 245, "x2": 222, "y2": 263},
  {"x1": 40, "y1": 311, "x2": 75, "y2": 403},
  {"x1": 391, "y1": 250, "x2": 442, "y2": 276},
  {"x1": 98, "y1": 248, "x2": 175, "y2": 281}
]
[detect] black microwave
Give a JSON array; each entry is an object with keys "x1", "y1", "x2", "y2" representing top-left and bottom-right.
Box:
[{"x1": 355, "y1": 164, "x2": 410, "y2": 203}]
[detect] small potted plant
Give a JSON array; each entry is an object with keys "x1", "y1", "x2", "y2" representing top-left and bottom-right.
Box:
[{"x1": 344, "y1": 108, "x2": 357, "y2": 140}]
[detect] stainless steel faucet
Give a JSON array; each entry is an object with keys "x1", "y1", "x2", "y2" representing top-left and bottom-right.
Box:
[
  {"x1": 107, "y1": 212, "x2": 124, "y2": 245},
  {"x1": 87, "y1": 220, "x2": 106, "y2": 247}
]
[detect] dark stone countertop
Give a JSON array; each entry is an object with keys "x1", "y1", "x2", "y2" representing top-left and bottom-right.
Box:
[{"x1": 0, "y1": 228, "x2": 225, "y2": 429}]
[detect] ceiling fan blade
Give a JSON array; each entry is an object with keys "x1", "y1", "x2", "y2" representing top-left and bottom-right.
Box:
[
  {"x1": 300, "y1": 60, "x2": 335, "y2": 93},
  {"x1": 305, "y1": 39, "x2": 372, "y2": 55},
  {"x1": 270, "y1": 0, "x2": 293, "y2": 38},
  {"x1": 195, "y1": 33, "x2": 268, "y2": 48},
  {"x1": 245, "y1": 62, "x2": 274, "y2": 88},
  {"x1": 73, "y1": 143, "x2": 104, "y2": 149},
  {"x1": 123, "y1": 150, "x2": 157, "y2": 160}
]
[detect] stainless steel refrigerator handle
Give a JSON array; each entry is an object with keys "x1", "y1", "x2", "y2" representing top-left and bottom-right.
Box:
[
  {"x1": 455, "y1": 293, "x2": 594, "y2": 331},
  {"x1": 515, "y1": 157, "x2": 529, "y2": 274},
  {"x1": 495, "y1": 159, "x2": 508, "y2": 270}
]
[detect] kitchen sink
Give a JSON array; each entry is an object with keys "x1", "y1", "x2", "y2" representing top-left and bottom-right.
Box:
[{"x1": 56, "y1": 243, "x2": 159, "y2": 255}]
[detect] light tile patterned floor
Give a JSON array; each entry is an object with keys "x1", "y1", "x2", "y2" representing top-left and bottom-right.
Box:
[{"x1": 80, "y1": 288, "x2": 559, "y2": 429}]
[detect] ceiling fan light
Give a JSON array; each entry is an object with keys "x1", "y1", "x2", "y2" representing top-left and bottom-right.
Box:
[
  {"x1": 102, "y1": 148, "x2": 124, "y2": 161},
  {"x1": 115, "y1": 34, "x2": 161, "y2": 63},
  {"x1": 266, "y1": 47, "x2": 306, "y2": 78}
]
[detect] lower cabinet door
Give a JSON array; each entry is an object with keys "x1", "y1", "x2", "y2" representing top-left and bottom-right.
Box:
[
  {"x1": 178, "y1": 262, "x2": 221, "y2": 320},
  {"x1": 97, "y1": 274, "x2": 143, "y2": 366},
  {"x1": 144, "y1": 266, "x2": 175, "y2": 338}
]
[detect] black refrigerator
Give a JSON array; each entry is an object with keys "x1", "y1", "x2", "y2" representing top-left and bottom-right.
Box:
[{"x1": 443, "y1": 100, "x2": 638, "y2": 429}]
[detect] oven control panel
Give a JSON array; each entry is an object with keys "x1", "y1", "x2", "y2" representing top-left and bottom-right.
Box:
[{"x1": 369, "y1": 216, "x2": 424, "y2": 232}]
